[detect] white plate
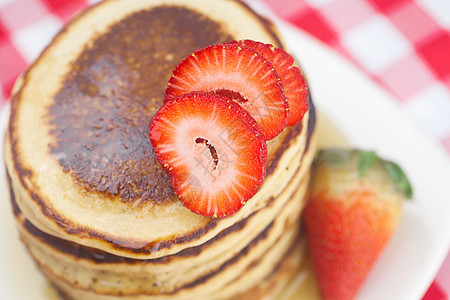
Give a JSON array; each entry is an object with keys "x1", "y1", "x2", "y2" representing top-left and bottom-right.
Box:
[
  {"x1": 268, "y1": 12, "x2": 450, "y2": 300},
  {"x1": 1, "y1": 4, "x2": 450, "y2": 300}
]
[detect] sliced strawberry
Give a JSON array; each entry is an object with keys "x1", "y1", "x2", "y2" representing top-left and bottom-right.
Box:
[
  {"x1": 149, "y1": 92, "x2": 267, "y2": 218},
  {"x1": 231, "y1": 40, "x2": 309, "y2": 126},
  {"x1": 164, "y1": 43, "x2": 288, "y2": 140}
]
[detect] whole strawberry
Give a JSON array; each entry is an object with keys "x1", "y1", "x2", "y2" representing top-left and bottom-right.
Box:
[{"x1": 304, "y1": 149, "x2": 412, "y2": 300}]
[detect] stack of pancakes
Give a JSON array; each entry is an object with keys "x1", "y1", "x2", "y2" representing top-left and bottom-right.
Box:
[{"x1": 3, "y1": 0, "x2": 317, "y2": 299}]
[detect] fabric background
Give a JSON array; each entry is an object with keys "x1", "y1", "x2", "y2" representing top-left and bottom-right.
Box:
[{"x1": 0, "y1": 0, "x2": 448, "y2": 298}]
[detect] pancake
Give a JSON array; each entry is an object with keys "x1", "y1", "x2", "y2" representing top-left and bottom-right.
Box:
[
  {"x1": 38, "y1": 234, "x2": 305, "y2": 300},
  {"x1": 5, "y1": 0, "x2": 316, "y2": 260},
  {"x1": 4, "y1": 0, "x2": 318, "y2": 298},
  {"x1": 11, "y1": 164, "x2": 309, "y2": 299}
]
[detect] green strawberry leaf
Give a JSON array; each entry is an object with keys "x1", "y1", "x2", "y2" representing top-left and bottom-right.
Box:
[
  {"x1": 358, "y1": 150, "x2": 377, "y2": 177},
  {"x1": 382, "y1": 160, "x2": 413, "y2": 199}
]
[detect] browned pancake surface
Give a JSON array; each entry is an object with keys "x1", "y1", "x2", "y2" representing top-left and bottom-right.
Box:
[
  {"x1": 49, "y1": 6, "x2": 234, "y2": 204},
  {"x1": 5, "y1": 0, "x2": 314, "y2": 258}
]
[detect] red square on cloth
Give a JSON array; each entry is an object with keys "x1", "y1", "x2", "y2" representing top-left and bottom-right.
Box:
[
  {"x1": 368, "y1": 0, "x2": 407, "y2": 11},
  {"x1": 288, "y1": 8, "x2": 337, "y2": 44},
  {"x1": 418, "y1": 32, "x2": 450, "y2": 80},
  {"x1": 422, "y1": 281, "x2": 448, "y2": 300},
  {"x1": 41, "y1": 0, "x2": 88, "y2": 23},
  {"x1": 1, "y1": 79, "x2": 16, "y2": 102},
  {"x1": 0, "y1": 20, "x2": 8, "y2": 40},
  {"x1": 388, "y1": 2, "x2": 441, "y2": 44},
  {"x1": 0, "y1": 41, "x2": 26, "y2": 99},
  {"x1": 262, "y1": 0, "x2": 309, "y2": 20}
]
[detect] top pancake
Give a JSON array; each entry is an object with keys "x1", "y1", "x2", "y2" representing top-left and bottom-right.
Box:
[{"x1": 5, "y1": 0, "x2": 316, "y2": 259}]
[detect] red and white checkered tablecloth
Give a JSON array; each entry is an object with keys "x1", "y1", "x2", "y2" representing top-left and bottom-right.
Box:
[{"x1": 0, "y1": 0, "x2": 449, "y2": 299}]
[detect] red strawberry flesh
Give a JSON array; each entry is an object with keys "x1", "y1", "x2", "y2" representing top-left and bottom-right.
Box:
[
  {"x1": 305, "y1": 190, "x2": 394, "y2": 300},
  {"x1": 149, "y1": 92, "x2": 267, "y2": 218},
  {"x1": 231, "y1": 40, "x2": 309, "y2": 126},
  {"x1": 164, "y1": 43, "x2": 288, "y2": 140},
  {"x1": 303, "y1": 149, "x2": 411, "y2": 300}
]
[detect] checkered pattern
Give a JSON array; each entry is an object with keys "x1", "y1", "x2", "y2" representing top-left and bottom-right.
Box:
[
  {"x1": 265, "y1": 0, "x2": 450, "y2": 150},
  {"x1": 262, "y1": 2, "x2": 450, "y2": 298},
  {"x1": 0, "y1": 0, "x2": 449, "y2": 298},
  {"x1": 0, "y1": 0, "x2": 88, "y2": 103}
]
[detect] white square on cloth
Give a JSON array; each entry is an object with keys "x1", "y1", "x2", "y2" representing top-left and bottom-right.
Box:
[
  {"x1": 11, "y1": 15, "x2": 63, "y2": 63},
  {"x1": 405, "y1": 83, "x2": 450, "y2": 140},
  {"x1": 304, "y1": 0, "x2": 335, "y2": 8},
  {"x1": 341, "y1": 14, "x2": 412, "y2": 75},
  {"x1": 0, "y1": 0, "x2": 16, "y2": 9},
  {"x1": 416, "y1": 0, "x2": 450, "y2": 30}
]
